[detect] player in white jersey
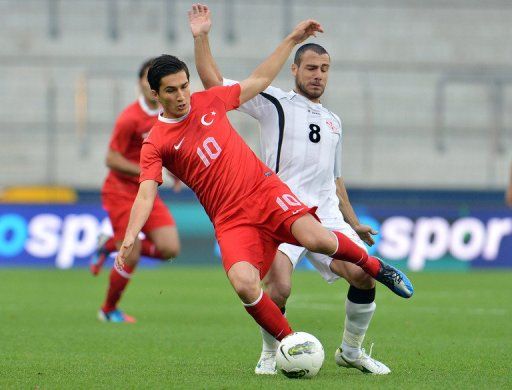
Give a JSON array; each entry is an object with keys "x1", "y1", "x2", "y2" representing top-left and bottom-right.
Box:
[{"x1": 192, "y1": 5, "x2": 391, "y2": 375}]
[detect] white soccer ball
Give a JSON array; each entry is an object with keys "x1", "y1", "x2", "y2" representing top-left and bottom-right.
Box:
[{"x1": 276, "y1": 332, "x2": 325, "y2": 379}]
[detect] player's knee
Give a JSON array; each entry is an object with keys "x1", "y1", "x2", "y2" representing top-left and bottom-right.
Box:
[
  {"x1": 158, "y1": 242, "x2": 180, "y2": 260},
  {"x1": 229, "y1": 271, "x2": 261, "y2": 303},
  {"x1": 266, "y1": 281, "x2": 291, "y2": 308},
  {"x1": 234, "y1": 283, "x2": 261, "y2": 303},
  {"x1": 300, "y1": 234, "x2": 332, "y2": 254}
]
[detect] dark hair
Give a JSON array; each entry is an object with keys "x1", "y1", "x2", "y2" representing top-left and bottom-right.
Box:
[
  {"x1": 293, "y1": 43, "x2": 329, "y2": 66},
  {"x1": 147, "y1": 54, "x2": 190, "y2": 91},
  {"x1": 138, "y1": 58, "x2": 156, "y2": 79}
]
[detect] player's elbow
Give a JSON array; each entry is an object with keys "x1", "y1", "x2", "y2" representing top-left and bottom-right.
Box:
[
  {"x1": 105, "y1": 150, "x2": 118, "y2": 169},
  {"x1": 239, "y1": 77, "x2": 267, "y2": 105},
  {"x1": 138, "y1": 190, "x2": 156, "y2": 204},
  {"x1": 138, "y1": 181, "x2": 158, "y2": 202},
  {"x1": 105, "y1": 155, "x2": 114, "y2": 169},
  {"x1": 202, "y1": 76, "x2": 223, "y2": 89},
  {"x1": 249, "y1": 74, "x2": 269, "y2": 90}
]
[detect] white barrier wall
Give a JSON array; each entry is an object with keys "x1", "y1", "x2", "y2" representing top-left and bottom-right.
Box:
[{"x1": 1, "y1": 0, "x2": 511, "y2": 189}]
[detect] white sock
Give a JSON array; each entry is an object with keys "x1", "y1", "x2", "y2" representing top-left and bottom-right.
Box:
[
  {"x1": 260, "y1": 309, "x2": 284, "y2": 354},
  {"x1": 341, "y1": 299, "x2": 376, "y2": 359},
  {"x1": 260, "y1": 326, "x2": 279, "y2": 354}
]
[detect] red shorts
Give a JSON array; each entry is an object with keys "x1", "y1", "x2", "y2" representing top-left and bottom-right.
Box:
[
  {"x1": 215, "y1": 176, "x2": 317, "y2": 279},
  {"x1": 102, "y1": 192, "x2": 175, "y2": 242}
]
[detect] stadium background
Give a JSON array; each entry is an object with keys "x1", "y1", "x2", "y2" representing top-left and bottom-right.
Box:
[
  {"x1": 1, "y1": 1, "x2": 512, "y2": 388},
  {"x1": 1, "y1": 0, "x2": 511, "y2": 271}
]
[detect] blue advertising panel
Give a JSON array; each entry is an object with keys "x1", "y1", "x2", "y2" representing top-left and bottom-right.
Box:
[
  {"x1": 0, "y1": 204, "x2": 110, "y2": 268},
  {"x1": 358, "y1": 206, "x2": 512, "y2": 271},
  {"x1": 1, "y1": 202, "x2": 512, "y2": 270},
  {"x1": 0, "y1": 202, "x2": 218, "y2": 269}
]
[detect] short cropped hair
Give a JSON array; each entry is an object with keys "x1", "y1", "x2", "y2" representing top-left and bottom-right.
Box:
[
  {"x1": 147, "y1": 54, "x2": 190, "y2": 91},
  {"x1": 138, "y1": 58, "x2": 156, "y2": 80},
  {"x1": 293, "y1": 43, "x2": 330, "y2": 66}
]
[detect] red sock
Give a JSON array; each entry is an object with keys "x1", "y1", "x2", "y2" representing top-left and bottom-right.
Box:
[
  {"x1": 102, "y1": 264, "x2": 134, "y2": 313},
  {"x1": 331, "y1": 231, "x2": 381, "y2": 277},
  {"x1": 140, "y1": 239, "x2": 165, "y2": 259},
  {"x1": 105, "y1": 237, "x2": 117, "y2": 253},
  {"x1": 244, "y1": 292, "x2": 293, "y2": 341}
]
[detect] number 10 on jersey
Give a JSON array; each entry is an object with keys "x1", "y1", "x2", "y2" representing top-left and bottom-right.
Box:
[
  {"x1": 276, "y1": 194, "x2": 301, "y2": 211},
  {"x1": 197, "y1": 137, "x2": 222, "y2": 167}
]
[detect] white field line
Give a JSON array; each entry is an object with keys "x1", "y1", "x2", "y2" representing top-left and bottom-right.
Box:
[{"x1": 288, "y1": 295, "x2": 508, "y2": 316}]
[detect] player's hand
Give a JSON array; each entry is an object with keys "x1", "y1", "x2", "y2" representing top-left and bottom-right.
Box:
[
  {"x1": 354, "y1": 224, "x2": 378, "y2": 246},
  {"x1": 188, "y1": 3, "x2": 211, "y2": 38},
  {"x1": 287, "y1": 19, "x2": 323, "y2": 44},
  {"x1": 115, "y1": 236, "x2": 135, "y2": 271}
]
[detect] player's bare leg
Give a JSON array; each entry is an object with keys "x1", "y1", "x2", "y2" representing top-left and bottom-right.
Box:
[
  {"x1": 146, "y1": 226, "x2": 181, "y2": 260},
  {"x1": 290, "y1": 214, "x2": 414, "y2": 298},
  {"x1": 98, "y1": 238, "x2": 141, "y2": 323},
  {"x1": 227, "y1": 261, "x2": 293, "y2": 344},
  {"x1": 255, "y1": 252, "x2": 293, "y2": 375},
  {"x1": 91, "y1": 226, "x2": 180, "y2": 276},
  {"x1": 329, "y1": 261, "x2": 390, "y2": 374},
  {"x1": 263, "y1": 251, "x2": 293, "y2": 309}
]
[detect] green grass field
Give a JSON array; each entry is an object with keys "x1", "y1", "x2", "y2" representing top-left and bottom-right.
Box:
[{"x1": 1, "y1": 267, "x2": 511, "y2": 389}]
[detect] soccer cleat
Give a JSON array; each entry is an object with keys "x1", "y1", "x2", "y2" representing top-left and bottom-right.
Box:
[
  {"x1": 89, "y1": 233, "x2": 112, "y2": 276},
  {"x1": 374, "y1": 257, "x2": 414, "y2": 298},
  {"x1": 97, "y1": 309, "x2": 136, "y2": 323},
  {"x1": 335, "y1": 346, "x2": 391, "y2": 375},
  {"x1": 254, "y1": 352, "x2": 277, "y2": 375}
]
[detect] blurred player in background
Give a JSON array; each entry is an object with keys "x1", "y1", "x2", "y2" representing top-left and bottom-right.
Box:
[
  {"x1": 92, "y1": 59, "x2": 181, "y2": 323},
  {"x1": 115, "y1": 6, "x2": 412, "y2": 370},
  {"x1": 192, "y1": 4, "x2": 391, "y2": 375}
]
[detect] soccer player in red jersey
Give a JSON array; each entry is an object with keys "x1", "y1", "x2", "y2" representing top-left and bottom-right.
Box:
[
  {"x1": 116, "y1": 11, "x2": 413, "y2": 344},
  {"x1": 95, "y1": 59, "x2": 181, "y2": 323}
]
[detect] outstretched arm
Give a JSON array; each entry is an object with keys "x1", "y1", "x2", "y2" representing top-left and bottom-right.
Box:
[
  {"x1": 238, "y1": 19, "x2": 323, "y2": 105},
  {"x1": 115, "y1": 180, "x2": 158, "y2": 270},
  {"x1": 335, "y1": 177, "x2": 377, "y2": 246},
  {"x1": 189, "y1": 4, "x2": 223, "y2": 89}
]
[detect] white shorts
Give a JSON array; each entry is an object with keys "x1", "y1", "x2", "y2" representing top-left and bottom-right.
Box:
[{"x1": 278, "y1": 220, "x2": 367, "y2": 283}]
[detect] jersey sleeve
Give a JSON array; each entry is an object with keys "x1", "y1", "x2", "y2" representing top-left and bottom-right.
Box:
[
  {"x1": 208, "y1": 84, "x2": 241, "y2": 111},
  {"x1": 223, "y1": 78, "x2": 281, "y2": 121},
  {"x1": 333, "y1": 114, "x2": 343, "y2": 179},
  {"x1": 333, "y1": 136, "x2": 342, "y2": 179},
  {"x1": 109, "y1": 113, "x2": 135, "y2": 154},
  {"x1": 139, "y1": 141, "x2": 163, "y2": 185}
]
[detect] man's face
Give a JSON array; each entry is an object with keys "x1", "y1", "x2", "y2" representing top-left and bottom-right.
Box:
[
  {"x1": 139, "y1": 68, "x2": 157, "y2": 104},
  {"x1": 292, "y1": 50, "x2": 330, "y2": 101},
  {"x1": 152, "y1": 71, "x2": 191, "y2": 118}
]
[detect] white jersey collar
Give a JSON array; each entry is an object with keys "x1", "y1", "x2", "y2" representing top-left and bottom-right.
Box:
[
  {"x1": 288, "y1": 90, "x2": 324, "y2": 110},
  {"x1": 138, "y1": 96, "x2": 160, "y2": 116},
  {"x1": 158, "y1": 106, "x2": 191, "y2": 123}
]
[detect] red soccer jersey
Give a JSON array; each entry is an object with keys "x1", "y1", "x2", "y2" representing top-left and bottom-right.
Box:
[
  {"x1": 102, "y1": 97, "x2": 160, "y2": 194},
  {"x1": 140, "y1": 84, "x2": 273, "y2": 225}
]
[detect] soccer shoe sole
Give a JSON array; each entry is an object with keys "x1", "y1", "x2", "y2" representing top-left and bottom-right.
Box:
[
  {"x1": 254, "y1": 366, "x2": 277, "y2": 375},
  {"x1": 97, "y1": 309, "x2": 136, "y2": 323},
  {"x1": 97, "y1": 309, "x2": 108, "y2": 322},
  {"x1": 335, "y1": 348, "x2": 391, "y2": 375},
  {"x1": 375, "y1": 258, "x2": 414, "y2": 298},
  {"x1": 254, "y1": 354, "x2": 277, "y2": 375}
]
